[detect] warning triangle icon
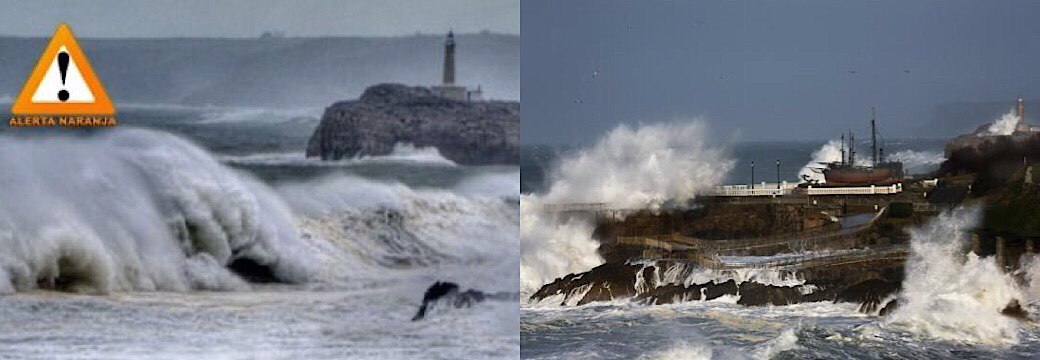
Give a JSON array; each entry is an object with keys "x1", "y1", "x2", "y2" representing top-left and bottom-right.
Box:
[{"x1": 11, "y1": 23, "x2": 115, "y2": 115}]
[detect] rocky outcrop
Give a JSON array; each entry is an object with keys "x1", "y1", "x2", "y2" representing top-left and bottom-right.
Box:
[
  {"x1": 306, "y1": 83, "x2": 519, "y2": 165},
  {"x1": 529, "y1": 260, "x2": 905, "y2": 312}
]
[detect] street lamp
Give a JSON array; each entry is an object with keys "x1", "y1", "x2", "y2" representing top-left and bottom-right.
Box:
[
  {"x1": 750, "y1": 161, "x2": 755, "y2": 189},
  {"x1": 776, "y1": 160, "x2": 781, "y2": 189}
]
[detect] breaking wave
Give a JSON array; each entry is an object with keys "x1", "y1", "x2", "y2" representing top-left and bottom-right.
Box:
[
  {"x1": 880, "y1": 206, "x2": 1025, "y2": 345},
  {"x1": 0, "y1": 129, "x2": 517, "y2": 295},
  {"x1": 982, "y1": 108, "x2": 1021, "y2": 136},
  {"x1": 0, "y1": 129, "x2": 314, "y2": 294},
  {"x1": 521, "y1": 121, "x2": 731, "y2": 297}
]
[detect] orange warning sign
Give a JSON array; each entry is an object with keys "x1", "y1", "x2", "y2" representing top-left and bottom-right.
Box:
[{"x1": 11, "y1": 23, "x2": 116, "y2": 115}]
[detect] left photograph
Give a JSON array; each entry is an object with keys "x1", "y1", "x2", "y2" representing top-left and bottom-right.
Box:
[{"x1": 0, "y1": 1, "x2": 519, "y2": 358}]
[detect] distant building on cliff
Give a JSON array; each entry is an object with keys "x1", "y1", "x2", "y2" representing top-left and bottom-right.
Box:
[{"x1": 432, "y1": 31, "x2": 483, "y2": 102}]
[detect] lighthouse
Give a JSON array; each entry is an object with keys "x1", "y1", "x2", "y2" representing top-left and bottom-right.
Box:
[
  {"x1": 443, "y1": 31, "x2": 456, "y2": 85},
  {"x1": 432, "y1": 31, "x2": 481, "y2": 101},
  {"x1": 1017, "y1": 96, "x2": 1024, "y2": 121}
]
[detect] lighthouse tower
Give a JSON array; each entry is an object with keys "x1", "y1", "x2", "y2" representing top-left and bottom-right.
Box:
[
  {"x1": 443, "y1": 31, "x2": 456, "y2": 85},
  {"x1": 1017, "y1": 96, "x2": 1024, "y2": 121},
  {"x1": 432, "y1": 31, "x2": 480, "y2": 101}
]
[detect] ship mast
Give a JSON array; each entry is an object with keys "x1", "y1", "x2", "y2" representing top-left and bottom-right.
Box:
[
  {"x1": 871, "y1": 107, "x2": 877, "y2": 167},
  {"x1": 840, "y1": 133, "x2": 846, "y2": 165},
  {"x1": 848, "y1": 131, "x2": 855, "y2": 166}
]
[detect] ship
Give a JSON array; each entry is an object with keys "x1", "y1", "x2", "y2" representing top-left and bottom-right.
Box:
[{"x1": 808, "y1": 108, "x2": 904, "y2": 186}]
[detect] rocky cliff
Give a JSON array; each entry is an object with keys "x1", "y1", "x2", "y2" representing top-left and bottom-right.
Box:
[{"x1": 305, "y1": 84, "x2": 519, "y2": 165}]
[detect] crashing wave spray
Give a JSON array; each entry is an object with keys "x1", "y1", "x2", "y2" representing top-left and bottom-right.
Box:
[
  {"x1": 887, "y1": 149, "x2": 945, "y2": 174},
  {"x1": 0, "y1": 129, "x2": 316, "y2": 294},
  {"x1": 798, "y1": 139, "x2": 844, "y2": 183},
  {"x1": 982, "y1": 108, "x2": 1021, "y2": 136},
  {"x1": 521, "y1": 121, "x2": 732, "y2": 297},
  {"x1": 882, "y1": 206, "x2": 1025, "y2": 344}
]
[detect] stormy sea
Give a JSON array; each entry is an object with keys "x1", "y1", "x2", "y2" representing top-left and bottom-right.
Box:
[
  {"x1": 0, "y1": 104, "x2": 520, "y2": 359},
  {"x1": 520, "y1": 122, "x2": 1040, "y2": 359}
]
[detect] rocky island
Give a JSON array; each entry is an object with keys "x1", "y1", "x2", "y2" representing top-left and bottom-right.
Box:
[{"x1": 305, "y1": 83, "x2": 519, "y2": 165}]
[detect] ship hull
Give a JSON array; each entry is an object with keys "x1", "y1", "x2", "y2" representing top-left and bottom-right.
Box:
[{"x1": 821, "y1": 164, "x2": 903, "y2": 186}]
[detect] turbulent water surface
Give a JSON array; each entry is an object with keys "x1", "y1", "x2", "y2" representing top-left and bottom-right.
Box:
[{"x1": 0, "y1": 106, "x2": 520, "y2": 359}]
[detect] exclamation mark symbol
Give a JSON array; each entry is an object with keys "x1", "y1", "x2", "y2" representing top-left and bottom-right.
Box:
[{"x1": 57, "y1": 52, "x2": 70, "y2": 102}]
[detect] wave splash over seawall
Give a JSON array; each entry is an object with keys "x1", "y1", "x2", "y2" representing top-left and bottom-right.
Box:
[
  {"x1": 520, "y1": 121, "x2": 732, "y2": 297},
  {"x1": 879, "y1": 206, "x2": 1028, "y2": 344},
  {"x1": 0, "y1": 129, "x2": 315, "y2": 294}
]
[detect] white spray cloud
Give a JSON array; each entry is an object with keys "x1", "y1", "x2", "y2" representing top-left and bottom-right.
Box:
[
  {"x1": 798, "y1": 139, "x2": 845, "y2": 183},
  {"x1": 888, "y1": 150, "x2": 945, "y2": 174},
  {"x1": 542, "y1": 122, "x2": 732, "y2": 207},
  {"x1": 882, "y1": 206, "x2": 1024, "y2": 345},
  {"x1": 982, "y1": 108, "x2": 1021, "y2": 136},
  {"x1": 520, "y1": 121, "x2": 731, "y2": 298}
]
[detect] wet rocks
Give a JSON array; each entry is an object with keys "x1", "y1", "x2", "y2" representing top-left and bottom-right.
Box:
[{"x1": 529, "y1": 260, "x2": 906, "y2": 312}]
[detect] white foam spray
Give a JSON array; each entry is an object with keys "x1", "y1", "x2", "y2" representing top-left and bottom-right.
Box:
[
  {"x1": 882, "y1": 206, "x2": 1025, "y2": 344},
  {"x1": 798, "y1": 139, "x2": 845, "y2": 183},
  {"x1": 0, "y1": 129, "x2": 314, "y2": 294},
  {"x1": 887, "y1": 150, "x2": 945, "y2": 174},
  {"x1": 520, "y1": 121, "x2": 731, "y2": 298},
  {"x1": 982, "y1": 108, "x2": 1021, "y2": 136}
]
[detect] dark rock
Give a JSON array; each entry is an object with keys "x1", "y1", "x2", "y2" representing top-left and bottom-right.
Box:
[
  {"x1": 413, "y1": 281, "x2": 519, "y2": 321},
  {"x1": 878, "y1": 298, "x2": 899, "y2": 316},
  {"x1": 529, "y1": 262, "x2": 641, "y2": 306},
  {"x1": 1001, "y1": 299, "x2": 1031, "y2": 321},
  {"x1": 736, "y1": 282, "x2": 804, "y2": 306},
  {"x1": 306, "y1": 83, "x2": 519, "y2": 165}
]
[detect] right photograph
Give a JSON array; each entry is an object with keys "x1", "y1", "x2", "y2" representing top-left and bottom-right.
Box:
[{"x1": 520, "y1": 1, "x2": 1040, "y2": 359}]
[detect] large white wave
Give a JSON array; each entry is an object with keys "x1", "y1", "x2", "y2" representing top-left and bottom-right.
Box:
[
  {"x1": 881, "y1": 206, "x2": 1025, "y2": 344},
  {"x1": 540, "y1": 122, "x2": 731, "y2": 207},
  {"x1": 0, "y1": 129, "x2": 314, "y2": 294},
  {"x1": 982, "y1": 108, "x2": 1021, "y2": 136},
  {"x1": 0, "y1": 129, "x2": 518, "y2": 295},
  {"x1": 521, "y1": 121, "x2": 731, "y2": 297}
]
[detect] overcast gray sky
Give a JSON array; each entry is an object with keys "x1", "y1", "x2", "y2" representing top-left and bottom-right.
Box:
[
  {"x1": 522, "y1": 0, "x2": 1040, "y2": 144},
  {"x1": 0, "y1": 0, "x2": 518, "y2": 38}
]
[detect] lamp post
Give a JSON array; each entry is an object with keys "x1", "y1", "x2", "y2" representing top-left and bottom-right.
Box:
[
  {"x1": 750, "y1": 161, "x2": 755, "y2": 189},
  {"x1": 776, "y1": 160, "x2": 781, "y2": 189}
]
